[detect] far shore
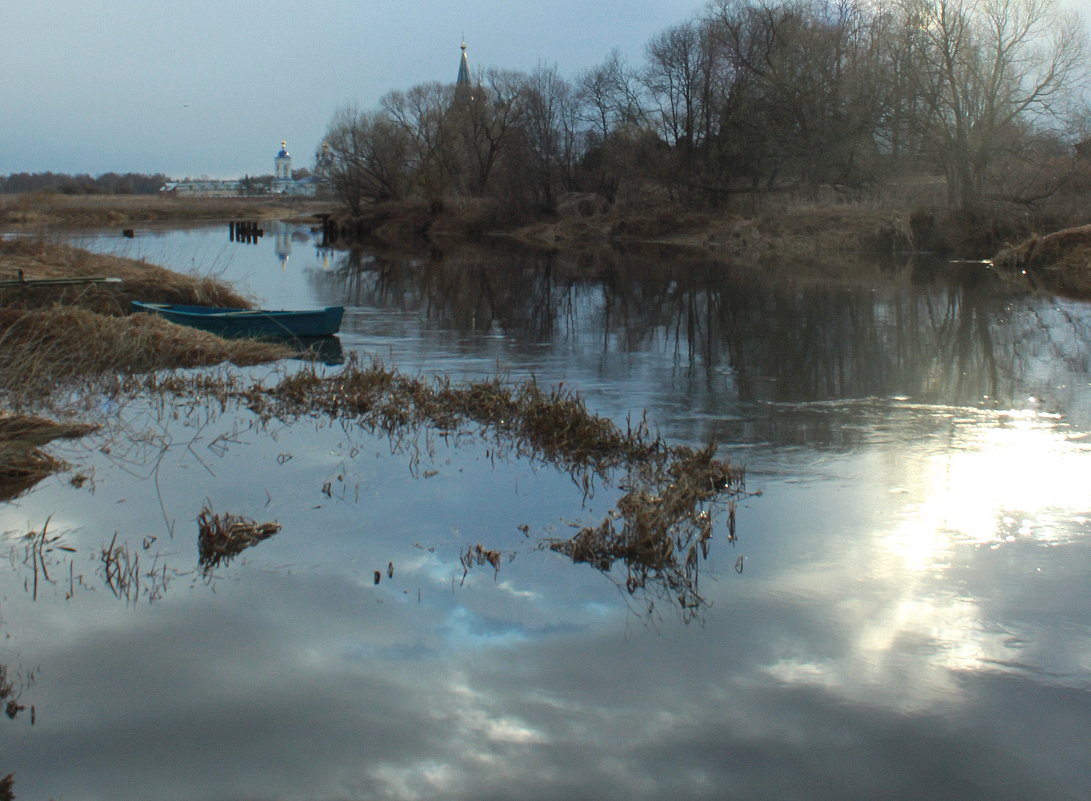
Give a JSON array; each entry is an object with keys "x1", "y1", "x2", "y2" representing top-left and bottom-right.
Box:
[
  {"x1": 0, "y1": 192, "x2": 333, "y2": 228},
  {"x1": 3, "y1": 191, "x2": 1091, "y2": 300}
]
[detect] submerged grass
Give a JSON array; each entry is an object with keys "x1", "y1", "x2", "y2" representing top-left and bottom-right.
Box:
[
  {"x1": 245, "y1": 360, "x2": 663, "y2": 471},
  {"x1": 0, "y1": 239, "x2": 292, "y2": 492},
  {"x1": 0, "y1": 238, "x2": 747, "y2": 617},
  {"x1": 151, "y1": 357, "x2": 747, "y2": 615}
]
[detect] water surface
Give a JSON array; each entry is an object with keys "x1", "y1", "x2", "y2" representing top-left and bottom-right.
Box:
[{"x1": 1, "y1": 222, "x2": 1088, "y2": 800}]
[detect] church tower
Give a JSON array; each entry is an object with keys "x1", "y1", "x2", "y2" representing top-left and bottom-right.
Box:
[{"x1": 273, "y1": 140, "x2": 292, "y2": 193}]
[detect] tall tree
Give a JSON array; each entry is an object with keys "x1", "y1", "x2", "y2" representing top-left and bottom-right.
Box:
[
  {"x1": 323, "y1": 107, "x2": 413, "y2": 212},
  {"x1": 902, "y1": 0, "x2": 1088, "y2": 210}
]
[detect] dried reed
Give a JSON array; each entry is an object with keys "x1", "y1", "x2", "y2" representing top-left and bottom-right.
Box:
[
  {"x1": 249, "y1": 358, "x2": 661, "y2": 473},
  {"x1": 197, "y1": 505, "x2": 281, "y2": 571},
  {"x1": 0, "y1": 664, "x2": 24, "y2": 721},
  {"x1": 0, "y1": 308, "x2": 289, "y2": 404},
  {"x1": 548, "y1": 442, "x2": 743, "y2": 615},
  {"x1": 159, "y1": 358, "x2": 747, "y2": 615},
  {"x1": 0, "y1": 239, "x2": 251, "y2": 315},
  {"x1": 0, "y1": 415, "x2": 96, "y2": 501}
]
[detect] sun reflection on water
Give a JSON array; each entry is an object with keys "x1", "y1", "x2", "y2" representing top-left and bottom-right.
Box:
[
  {"x1": 894, "y1": 406, "x2": 1089, "y2": 555},
  {"x1": 766, "y1": 403, "x2": 1091, "y2": 712}
]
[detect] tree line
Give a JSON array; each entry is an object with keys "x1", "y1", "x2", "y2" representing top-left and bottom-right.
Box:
[
  {"x1": 321, "y1": 0, "x2": 1090, "y2": 219},
  {"x1": 0, "y1": 171, "x2": 170, "y2": 195}
]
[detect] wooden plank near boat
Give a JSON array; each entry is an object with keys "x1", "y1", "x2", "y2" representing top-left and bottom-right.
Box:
[{"x1": 0, "y1": 274, "x2": 123, "y2": 288}]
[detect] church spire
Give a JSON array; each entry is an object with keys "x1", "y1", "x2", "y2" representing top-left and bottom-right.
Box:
[{"x1": 456, "y1": 39, "x2": 471, "y2": 87}]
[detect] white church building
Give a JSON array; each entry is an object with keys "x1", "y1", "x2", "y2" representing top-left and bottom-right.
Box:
[{"x1": 160, "y1": 140, "x2": 321, "y2": 197}]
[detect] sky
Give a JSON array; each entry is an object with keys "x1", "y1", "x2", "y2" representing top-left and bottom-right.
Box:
[{"x1": 0, "y1": 0, "x2": 706, "y2": 179}]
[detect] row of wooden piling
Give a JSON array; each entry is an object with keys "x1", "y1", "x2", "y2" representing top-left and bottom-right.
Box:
[{"x1": 229, "y1": 220, "x2": 264, "y2": 243}]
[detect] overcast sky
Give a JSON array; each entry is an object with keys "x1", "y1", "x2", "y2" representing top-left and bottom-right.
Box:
[{"x1": 0, "y1": 0, "x2": 705, "y2": 179}]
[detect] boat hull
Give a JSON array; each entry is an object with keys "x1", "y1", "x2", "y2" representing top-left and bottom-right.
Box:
[{"x1": 131, "y1": 301, "x2": 344, "y2": 338}]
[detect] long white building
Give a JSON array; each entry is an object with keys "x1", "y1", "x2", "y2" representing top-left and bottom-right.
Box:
[{"x1": 160, "y1": 140, "x2": 320, "y2": 197}]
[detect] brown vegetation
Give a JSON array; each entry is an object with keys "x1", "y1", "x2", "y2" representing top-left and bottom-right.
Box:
[
  {"x1": 0, "y1": 238, "x2": 252, "y2": 313},
  {"x1": 152, "y1": 359, "x2": 746, "y2": 614},
  {"x1": 0, "y1": 193, "x2": 333, "y2": 228},
  {"x1": 0, "y1": 414, "x2": 94, "y2": 503},
  {"x1": 991, "y1": 224, "x2": 1091, "y2": 300},
  {"x1": 197, "y1": 505, "x2": 282, "y2": 572},
  {"x1": 0, "y1": 239, "x2": 293, "y2": 492},
  {"x1": 243, "y1": 359, "x2": 661, "y2": 471},
  {"x1": 0, "y1": 309, "x2": 289, "y2": 398}
]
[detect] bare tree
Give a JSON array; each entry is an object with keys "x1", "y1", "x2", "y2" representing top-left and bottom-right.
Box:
[
  {"x1": 382, "y1": 83, "x2": 457, "y2": 199},
  {"x1": 448, "y1": 68, "x2": 528, "y2": 194},
  {"x1": 575, "y1": 49, "x2": 647, "y2": 142},
  {"x1": 323, "y1": 107, "x2": 412, "y2": 213},
  {"x1": 521, "y1": 63, "x2": 582, "y2": 208},
  {"x1": 902, "y1": 0, "x2": 1089, "y2": 210}
]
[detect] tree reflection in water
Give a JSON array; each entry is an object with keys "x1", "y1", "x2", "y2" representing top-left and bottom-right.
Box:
[{"x1": 324, "y1": 244, "x2": 1091, "y2": 426}]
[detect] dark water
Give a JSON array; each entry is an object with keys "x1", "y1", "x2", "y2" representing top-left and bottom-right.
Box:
[{"x1": 1, "y1": 222, "x2": 1089, "y2": 800}]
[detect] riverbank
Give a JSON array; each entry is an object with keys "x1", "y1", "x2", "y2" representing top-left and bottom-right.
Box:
[
  {"x1": 0, "y1": 238, "x2": 292, "y2": 499},
  {"x1": 5, "y1": 190, "x2": 1091, "y2": 298},
  {"x1": 0, "y1": 193, "x2": 331, "y2": 228},
  {"x1": 327, "y1": 194, "x2": 1091, "y2": 298},
  {"x1": 326, "y1": 193, "x2": 1072, "y2": 259}
]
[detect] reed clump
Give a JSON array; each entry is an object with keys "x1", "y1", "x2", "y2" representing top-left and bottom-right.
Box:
[
  {"x1": 548, "y1": 442, "x2": 741, "y2": 613},
  {"x1": 991, "y1": 224, "x2": 1091, "y2": 300},
  {"x1": 1, "y1": 664, "x2": 25, "y2": 721},
  {"x1": 197, "y1": 505, "x2": 282, "y2": 571},
  {"x1": 243, "y1": 359, "x2": 660, "y2": 472}
]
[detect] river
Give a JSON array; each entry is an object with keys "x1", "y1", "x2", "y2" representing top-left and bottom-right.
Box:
[{"x1": 1, "y1": 221, "x2": 1089, "y2": 800}]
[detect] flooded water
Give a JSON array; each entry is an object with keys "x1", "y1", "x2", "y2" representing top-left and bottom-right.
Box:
[{"x1": 2, "y1": 222, "x2": 1090, "y2": 800}]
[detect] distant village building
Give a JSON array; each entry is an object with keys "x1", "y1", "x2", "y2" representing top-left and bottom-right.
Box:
[
  {"x1": 157, "y1": 177, "x2": 243, "y2": 197},
  {"x1": 160, "y1": 44, "x2": 471, "y2": 199},
  {"x1": 159, "y1": 140, "x2": 321, "y2": 197}
]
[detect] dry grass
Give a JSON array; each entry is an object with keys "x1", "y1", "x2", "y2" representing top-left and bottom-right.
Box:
[
  {"x1": 197, "y1": 505, "x2": 281, "y2": 571},
  {"x1": 243, "y1": 359, "x2": 662, "y2": 472},
  {"x1": 548, "y1": 442, "x2": 741, "y2": 614},
  {"x1": 1, "y1": 664, "x2": 26, "y2": 722},
  {"x1": 0, "y1": 241, "x2": 295, "y2": 492},
  {"x1": 0, "y1": 238, "x2": 251, "y2": 314},
  {"x1": 0, "y1": 414, "x2": 97, "y2": 502},
  {"x1": 0, "y1": 240, "x2": 293, "y2": 405},
  {"x1": 0, "y1": 308, "x2": 290, "y2": 403},
  {"x1": 992, "y1": 224, "x2": 1091, "y2": 300},
  {"x1": 0, "y1": 193, "x2": 332, "y2": 228},
  {"x1": 153, "y1": 358, "x2": 746, "y2": 615}
]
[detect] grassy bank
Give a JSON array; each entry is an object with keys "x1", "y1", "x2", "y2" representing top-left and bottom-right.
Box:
[
  {"x1": 330, "y1": 191, "x2": 1088, "y2": 261},
  {"x1": 326, "y1": 193, "x2": 1091, "y2": 300},
  {"x1": 992, "y1": 224, "x2": 1091, "y2": 300},
  {"x1": 0, "y1": 238, "x2": 291, "y2": 499},
  {"x1": 0, "y1": 193, "x2": 334, "y2": 228},
  {"x1": 0, "y1": 239, "x2": 291, "y2": 398}
]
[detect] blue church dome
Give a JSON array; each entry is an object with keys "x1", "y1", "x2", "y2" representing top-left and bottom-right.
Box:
[{"x1": 276, "y1": 140, "x2": 290, "y2": 158}]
